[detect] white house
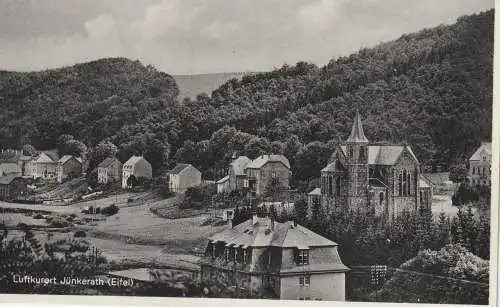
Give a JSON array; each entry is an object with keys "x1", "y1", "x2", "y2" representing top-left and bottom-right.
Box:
[
  {"x1": 168, "y1": 163, "x2": 202, "y2": 193},
  {"x1": 122, "y1": 156, "x2": 152, "y2": 189}
]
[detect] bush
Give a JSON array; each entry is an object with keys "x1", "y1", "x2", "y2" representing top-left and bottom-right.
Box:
[
  {"x1": 101, "y1": 204, "x2": 119, "y2": 216},
  {"x1": 179, "y1": 184, "x2": 217, "y2": 210},
  {"x1": 33, "y1": 214, "x2": 44, "y2": 219},
  {"x1": 49, "y1": 217, "x2": 71, "y2": 228},
  {"x1": 74, "y1": 230, "x2": 87, "y2": 238}
]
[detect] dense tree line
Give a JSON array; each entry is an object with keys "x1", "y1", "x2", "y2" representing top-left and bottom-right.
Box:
[{"x1": 0, "y1": 11, "x2": 493, "y2": 181}]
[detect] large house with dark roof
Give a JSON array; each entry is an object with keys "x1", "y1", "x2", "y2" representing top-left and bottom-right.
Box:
[
  {"x1": 200, "y1": 215, "x2": 348, "y2": 300},
  {"x1": 168, "y1": 163, "x2": 202, "y2": 193},
  {"x1": 317, "y1": 111, "x2": 432, "y2": 220}
]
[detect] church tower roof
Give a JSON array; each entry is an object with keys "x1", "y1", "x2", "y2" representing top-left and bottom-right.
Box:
[{"x1": 346, "y1": 110, "x2": 369, "y2": 143}]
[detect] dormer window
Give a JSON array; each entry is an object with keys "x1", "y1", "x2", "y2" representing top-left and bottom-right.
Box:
[{"x1": 297, "y1": 249, "x2": 309, "y2": 265}]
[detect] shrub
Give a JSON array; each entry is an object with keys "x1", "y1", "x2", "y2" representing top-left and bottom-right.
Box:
[
  {"x1": 101, "y1": 204, "x2": 119, "y2": 216},
  {"x1": 33, "y1": 214, "x2": 44, "y2": 219},
  {"x1": 49, "y1": 217, "x2": 71, "y2": 228},
  {"x1": 74, "y1": 230, "x2": 87, "y2": 238}
]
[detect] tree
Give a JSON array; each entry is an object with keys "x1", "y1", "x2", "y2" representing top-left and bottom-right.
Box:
[
  {"x1": 370, "y1": 244, "x2": 489, "y2": 304},
  {"x1": 87, "y1": 141, "x2": 118, "y2": 171},
  {"x1": 293, "y1": 198, "x2": 308, "y2": 224},
  {"x1": 449, "y1": 163, "x2": 468, "y2": 183},
  {"x1": 21, "y1": 144, "x2": 37, "y2": 156},
  {"x1": 264, "y1": 177, "x2": 283, "y2": 201}
]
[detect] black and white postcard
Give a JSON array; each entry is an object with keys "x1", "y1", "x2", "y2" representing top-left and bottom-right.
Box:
[{"x1": 0, "y1": 1, "x2": 497, "y2": 306}]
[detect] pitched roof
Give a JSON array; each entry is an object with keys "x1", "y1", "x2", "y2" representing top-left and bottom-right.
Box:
[
  {"x1": 321, "y1": 162, "x2": 336, "y2": 172},
  {"x1": 246, "y1": 155, "x2": 291, "y2": 169},
  {"x1": 346, "y1": 110, "x2": 369, "y2": 143},
  {"x1": 336, "y1": 145, "x2": 419, "y2": 166},
  {"x1": 124, "y1": 156, "x2": 146, "y2": 166},
  {"x1": 33, "y1": 152, "x2": 55, "y2": 163},
  {"x1": 0, "y1": 174, "x2": 22, "y2": 185},
  {"x1": 230, "y1": 156, "x2": 251, "y2": 176},
  {"x1": 470, "y1": 142, "x2": 492, "y2": 161},
  {"x1": 308, "y1": 187, "x2": 321, "y2": 195},
  {"x1": 58, "y1": 155, "x2": 82, "y2": 165},
  {"x1": 98, "y1": 157, "x2": 120, "y2": 168},
  {"x1": 169, "y1": 163, "x2": 191, "y2": 174},
  {"x1": 216, "y1": 175, "x2": 229, "y2": 184},
  {"x1": 208, "y1": 217, "x2": 337, "y2": 249},
  {"x1": 0, "y1": 163, "x2": 21, "y2": 175}
]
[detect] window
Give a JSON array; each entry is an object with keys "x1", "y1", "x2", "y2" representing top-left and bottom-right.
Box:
[
  {"x1": 379, "y1": 192, "x2": 384, "y2": 205},
  {"x1": 298, "y1": 276, "x2": 310, "y2": 286},
  {"x1": 336, "y1": 177, "x2": 341, "y2": 196},
  {"x1": 271, "y1": 171, "x2": 277, "y2": 178},
  {"x1": 297, "y1": 250, "x2": 309, "y2": 265},
  {"x1": 243, "y1": 250, "x2": 247, "y2": 264}
]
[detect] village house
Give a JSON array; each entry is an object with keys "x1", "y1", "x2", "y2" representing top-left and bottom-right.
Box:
[
  {"x1": 468, "y1": 141, "x2": 492, "y2": 186},
  {"x1": 217, "y1": 154, "x2": 292, "y2": 197},
  {"x1": 122, "y1": 156, "x2": 152, "y2": 189},
  {"x1": 245, "y1": 155, "x2": 291, "y2": 196},
  {"x1": 56, "y1": 155, "x2": 83, "y2": 183},
  {"x1": 200, "y1": 215, "x2": 349, "y2": 300},
  {"x1": 0, "y1": 163, "x2": 22, "y2": 177},
  {"x1": 26, "y1": 152, "x2": 59, "y2": 180},
  {"x1": 0, "y1": 174, "x2": 28, "y2": 201},
  {"x1": 97, "y1": 157, "x2": 123, "y2": 185},
  {"x1": 168, "y1": 163, "x2": 202, "y2": 193},
  {"x1": 318, "y1": 111, "x2": 431, "y2": 221}
]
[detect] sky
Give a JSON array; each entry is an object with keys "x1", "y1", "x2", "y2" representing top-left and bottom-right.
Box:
[{"x1": 0, "y1": 0, "x2": 494, "y2": 75}]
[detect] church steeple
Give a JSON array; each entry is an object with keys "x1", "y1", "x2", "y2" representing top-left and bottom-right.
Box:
[{"x1": 346, "y1": 109, "x2": 369, "y2": 144}]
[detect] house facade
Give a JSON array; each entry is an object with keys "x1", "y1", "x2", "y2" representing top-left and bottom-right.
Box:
[
  {"x1": 168, "y1": 163, "x2": 202, "y2": 193},
  {"x1": 200, "y1": 216, "x2": 349, "y2": 300},
  {"x1": 0, "y1": 175, "x2": 28, "y2": 201},
  {"x1": 317, "y1": 111, "x2": 431, "y2": 221},
  {"x1": 245, "y1": 155, "x2": 291, "y2": 196},
  {"x1": 56, "y1": 155, "x2": 83, "y2": 183},
  {"x1": 26, "y1": 153, "x2": 58, "y2": 180},
  {"x1": 468, "y1": 142, "x2": 491, "y2": 186},
  {"x1": 97, "y1": 157, "x2": 123, "y2": 184},
  {"x1": 122, "y1": 156, "x2": 152, "y2": 189},
  {"x1": 217, "y1": 155, "x2": 291, "y2": 196}
]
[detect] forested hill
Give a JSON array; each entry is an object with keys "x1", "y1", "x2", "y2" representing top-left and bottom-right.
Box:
[
  {"x1": 181, "y1": 9, "x2": 493, "y2": 176},
  {"x1": 0, "y1": 10, "x2": 493, "y2": 183},
  {"x1": 0, "y1": 58, "x2": 179, "y2": 149}
]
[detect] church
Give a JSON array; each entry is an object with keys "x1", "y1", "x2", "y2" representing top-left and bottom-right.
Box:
[{"x1": 310, "y1": 111, "x2": 432, "y2": 221}]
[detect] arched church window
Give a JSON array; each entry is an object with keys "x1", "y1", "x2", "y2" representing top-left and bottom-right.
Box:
[
  {"x1": 379, "y1": 192, "x2": 384, "y2": 205},
  {"x1": 407, "y1": 172, "x2": 411, "y2": 196},
  {"x1": 402, "y1": 170, "x2": 407, "y2": 196},
  {"x1": 336, "y1": 177, "x2": 341, "y2": 196}
]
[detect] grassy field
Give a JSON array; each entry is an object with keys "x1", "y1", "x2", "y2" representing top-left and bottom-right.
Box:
[{"x1": 0, "y1": 191, "x2": 227, "y2": 270}]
